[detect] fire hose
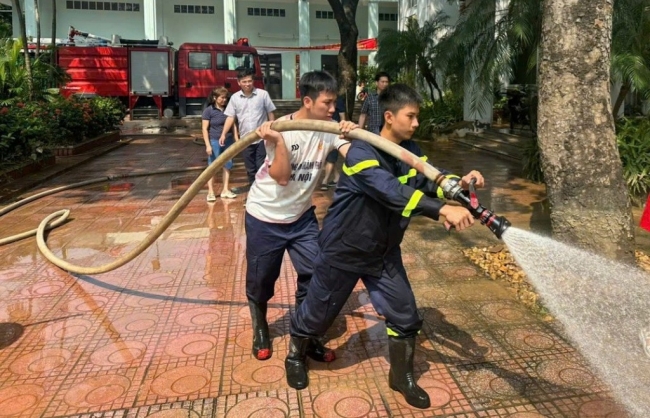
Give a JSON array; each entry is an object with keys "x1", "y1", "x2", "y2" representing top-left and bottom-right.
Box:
[{"x1": 1, "y1": 120, "x2": 510, "y2": 275}]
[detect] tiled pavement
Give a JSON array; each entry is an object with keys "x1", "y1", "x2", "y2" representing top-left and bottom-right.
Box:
[{"x1": 0, "y1": 135, "x2": 643, "y2": 417}]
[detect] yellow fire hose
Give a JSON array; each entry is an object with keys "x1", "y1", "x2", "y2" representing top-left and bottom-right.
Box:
[{"x1": 2, "y1": 120, "x2": 450, "y2": 274}]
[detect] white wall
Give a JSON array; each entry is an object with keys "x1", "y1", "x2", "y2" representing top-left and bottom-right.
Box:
[
  {"x1": 159, "y1": 1, "x2": 224, "y2": 45},
  {"x1": 237, "y1": 0, "x2": 299, "y2": 48},
  {"x1": 41, "y1": 0, "x2": 145, "y2": 40},
  {"x1": 310, "y1": 4, "x2": 341, "y2": 45}
]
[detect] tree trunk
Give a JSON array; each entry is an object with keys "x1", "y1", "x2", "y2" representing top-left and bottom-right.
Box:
[
  {"x1": 537, "y1": 0, "x2": 635, "y2": 262},
  {"x1": 35, "y1": 0, "x2": 40, "y2": 58},
  {"x1": 432, "y1": 72, "x2": 444, "y2": 104},
  {"x1": 12, "y1": 0, "x2": 34, "y2": 99},
  {"x1": 328, "y1": 0, "x2": 359, "y2": 121},
  {"x1": 51, "y1": 0, "x2": 56, "y2": 65},
  {"x1": 426, "y1": 81, "x2": 436, "y2": 103},
  {"x1": 612, "y1": 82, "x2": 629, "y2": 119}
]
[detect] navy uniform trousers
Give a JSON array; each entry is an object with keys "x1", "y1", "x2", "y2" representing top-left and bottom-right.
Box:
[
  {"x1": 243, "y1": 142, "x2": 267, "y2": 186},
  {"x1": 245, "y1": 207, "x2": 318, "y2": 305},
  {"x1": 290, "y1": 249, "x2": 423, "y2": 339}
]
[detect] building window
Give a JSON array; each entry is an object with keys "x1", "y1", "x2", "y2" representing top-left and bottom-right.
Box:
[
  {"x1": 316, "y1": 10, "x2": 335, "y2": 19},
  {"x1": 408, "y1": 0, "x2": 417, "y2": 8},
  {"x1": 379, "y1": 13, "x2": 397, "y2": 21},
  {"x1": 67, "y1": 1, "x2": 140, "y2": 11},
  {"x1": 247, "y1": 8, "x2": 285, "y2": 17},
  {"x1": 174, "y1": 4, "x2": 215, "y2": 14},
  {"x1": 188, "y1": 52, "x2": 212, "y2": 70}
]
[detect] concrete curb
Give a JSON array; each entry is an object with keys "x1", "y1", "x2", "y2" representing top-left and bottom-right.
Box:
[{"x1": 0, "y1": 140, "x2": 131, "y2": 204}]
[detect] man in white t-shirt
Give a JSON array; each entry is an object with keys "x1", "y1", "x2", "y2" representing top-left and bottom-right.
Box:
[{"x1": 245, "y1": 71, "x2": 357, "y2": 363}]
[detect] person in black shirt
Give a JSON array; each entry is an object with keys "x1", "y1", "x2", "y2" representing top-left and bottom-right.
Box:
[{"x1": 202, "y1": 87, "x2": 239, "y2": 201}]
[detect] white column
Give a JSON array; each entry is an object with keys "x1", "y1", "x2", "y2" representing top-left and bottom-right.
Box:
[
  {"x1": 298, "y1": 0, "x2": 311, "y2": 76},
  {"x1": 143, "y1": 0, "x2": 158, "y2": 40},
  {"x1": 24, "y1": 0, "x2": 37, "y2": 39},
  {"x1": 367, "y1": 1, "x2": 379, "y2": 65},
  {"x1": 224, "y1": 0, "x2": 237, "y2": 44}
]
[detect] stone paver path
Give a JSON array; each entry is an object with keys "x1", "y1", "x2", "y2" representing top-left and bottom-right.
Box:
[{"x1": 0, "y1": 135, "x2": 632, "y2": 417}]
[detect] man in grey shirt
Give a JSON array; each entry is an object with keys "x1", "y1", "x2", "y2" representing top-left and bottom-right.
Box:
[{"x1": 221, "y1": 68, "x2": 276, "y2": 190}]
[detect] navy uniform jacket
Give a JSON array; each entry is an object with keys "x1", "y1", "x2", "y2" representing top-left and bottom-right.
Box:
[{"x1": 318, "y1": 139, "x2": 458, "y2": 277}]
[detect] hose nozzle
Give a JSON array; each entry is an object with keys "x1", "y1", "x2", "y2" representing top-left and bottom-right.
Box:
[{"x1": 441, "y1": 178, "x2": 511, "y2": 239}]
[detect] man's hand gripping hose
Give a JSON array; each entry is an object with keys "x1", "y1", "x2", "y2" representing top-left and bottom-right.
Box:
[
  {"x1": 441, "y1": 176, "x2": 511, "y2": 239},
  {"x1": 0, "y1": 120, "x2": 510, "y2": 274}
]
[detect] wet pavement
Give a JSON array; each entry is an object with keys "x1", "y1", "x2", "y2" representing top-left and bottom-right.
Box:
[{"x1": 0, "y1": 135, "x2": 643, "y2": 417}]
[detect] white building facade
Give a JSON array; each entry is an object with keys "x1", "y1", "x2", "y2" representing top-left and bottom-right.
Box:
[{"x1": 11, "y1": 0, "x2": 398, "y2": 100}]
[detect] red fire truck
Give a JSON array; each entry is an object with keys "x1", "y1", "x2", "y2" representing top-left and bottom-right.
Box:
[{"x1": 57, "y1": 30, "x2": 264, "y2": 118}]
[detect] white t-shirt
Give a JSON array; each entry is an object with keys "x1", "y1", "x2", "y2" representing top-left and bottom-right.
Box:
[{"x1": 246, "y1": 114, "x2": 349, "y2": 223}]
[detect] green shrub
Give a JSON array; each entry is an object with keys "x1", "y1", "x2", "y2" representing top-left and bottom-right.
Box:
[
  {"x1": 88, "y1": 96, "x2": 127, "y2": 138},
  {"x1": 415, "y1": 90, "x2": 463, "y2": 139},
  {"x1": 0, "y1": 95, "x2": 126, "y2": 169},
  {"x1": 616, "y1": 117, "x2": 650, "y2": 203},
  {"x1": 521, "y1": 117, "x2": 650, "y2": 201},
  {"x1": 522, "y1": 136, "x2": 544, "y2": 183},
  {"x1": 357, "y1": 64, "x2": 378, "y2": 92},
  {"x1": 0, "y1": 38, "x2": 69, "y2": 105},
  {"x1": 0, "y1": 102, "x2": 51, "y2": 168}
]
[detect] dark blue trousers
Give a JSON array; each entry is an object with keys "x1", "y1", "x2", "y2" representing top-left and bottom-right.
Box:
[
  {"x1": 243, "y1": 142, "x2": 267, "y2": 185},
  {"x1": 245, "y1": 207, "x2": 319, "y2": 305},
  {"x1": 290, "y1": 250, "x2": 423, "y2": 339}
]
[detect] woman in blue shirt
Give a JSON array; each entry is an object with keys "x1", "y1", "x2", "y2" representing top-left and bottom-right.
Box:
[{"x1": 202, "y1": 87, "x2": 239, "y2": 201}]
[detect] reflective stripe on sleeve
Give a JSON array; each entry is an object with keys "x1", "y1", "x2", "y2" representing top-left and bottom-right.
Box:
[
  {"x1": 342, "y1": 160, "x2": 380, "y2": 176},
  {"x1": 402, "y1": 190, "x2": 424, "y2": 217},
  {"x1": 397, "y1": 156, "x2": 429, "y2": 184},
  {"x1": 398, "y1": 169, "x2": 416, "y2": 184}
]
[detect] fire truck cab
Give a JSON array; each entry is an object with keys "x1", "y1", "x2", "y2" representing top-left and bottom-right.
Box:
[{"x1": 176, "y1": 40, "x2": 264, "y2": 116}]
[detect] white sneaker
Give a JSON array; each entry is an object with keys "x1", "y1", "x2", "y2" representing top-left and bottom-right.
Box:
[
  {"x1": 206, "y1": 193, "x2": 217, "y2": 202},
  {"x1": 220, "y1": 190, "x2": 237, "y2": 199}
]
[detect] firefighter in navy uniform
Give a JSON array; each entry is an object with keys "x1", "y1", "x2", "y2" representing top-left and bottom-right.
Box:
[{"x1": 286, "y1": 84, "x2": 485, "y2": 409}]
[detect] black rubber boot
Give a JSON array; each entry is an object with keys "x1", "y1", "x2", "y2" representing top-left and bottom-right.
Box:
[
  {"x1": 248, "y1": 300, "x2": 271, "y2": 360},
  {"x1": 294, "y1": 296, "x2": 335, "y2": 363},
  {"x1": 306, "y1": 338, "x2": 336, "y2": 362},
  {"x1": 285, "y1": 336, "x2": 310, "y2": 389},
  {"x1": 388, "y1": 336, "x2": 430, "y2": 409}
]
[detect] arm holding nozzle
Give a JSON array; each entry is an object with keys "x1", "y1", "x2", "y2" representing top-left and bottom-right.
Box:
[{"x1": 440, "y1": 176, "x2": 511, "y2": 239}]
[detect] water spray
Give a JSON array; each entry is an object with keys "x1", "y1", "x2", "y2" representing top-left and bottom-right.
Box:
[
  {"x1": 439, "y1": 176, "x2": 511, "y2": 239},
  {"x1": 2, "y1": 120, "x2": 511, "y2": 273}
]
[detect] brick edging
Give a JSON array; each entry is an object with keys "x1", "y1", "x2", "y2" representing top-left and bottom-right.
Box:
[
  {"x1": 0, "y1": 139, "x2": 129, "y2": 204},
  {"x1": 49, "y1": 131, "x2": 121, "y2": 157}
]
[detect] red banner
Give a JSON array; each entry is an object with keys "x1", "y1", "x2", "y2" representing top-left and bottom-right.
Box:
[
  {"x1": 256, "y1": 38, "x2": 377, "y2": 54},
  {"x1": 641, "y1": 194, "x2": 650, "y2": 232}
]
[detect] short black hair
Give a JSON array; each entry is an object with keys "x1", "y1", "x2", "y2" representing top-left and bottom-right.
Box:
[
  {"x1": 379, "y1": 83, "x2": 422, "y2": 114},
  {"x1": 375, "y1": 71, "x2": 391, "y2": 83},
  {"x1": 237, "y1": 68, "x2": 256, "y2": 80},
  {"x1": 299, "y1": 71, "x2": 338, "y2": 103}
]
